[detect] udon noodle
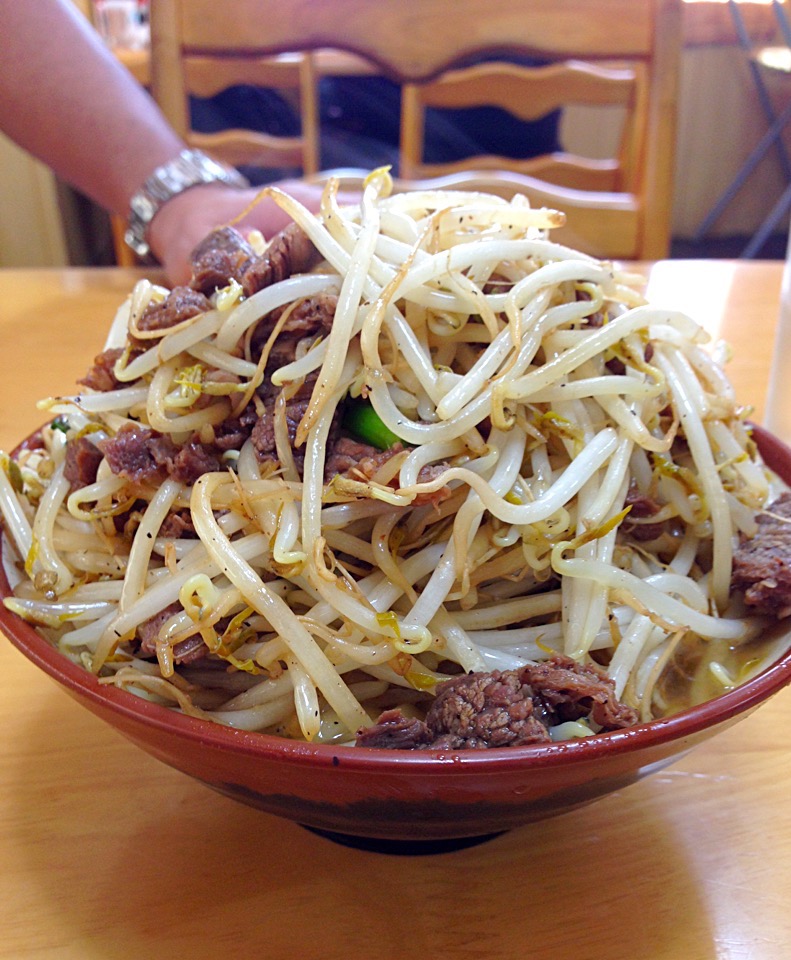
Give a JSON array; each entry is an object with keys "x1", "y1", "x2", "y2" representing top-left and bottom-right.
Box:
[{"x1": 0, "y1": 170, "x2": 784, "y2": 744}]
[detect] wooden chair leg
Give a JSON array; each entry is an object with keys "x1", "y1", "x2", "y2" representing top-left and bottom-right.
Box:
[{"x1": 110, "y1": 213, "x2": 138, "y2": 266}]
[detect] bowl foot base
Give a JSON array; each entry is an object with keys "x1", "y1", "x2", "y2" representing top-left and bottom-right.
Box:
[{"x1": 301, "y1": 825, "x2": 505, "y2": 855}]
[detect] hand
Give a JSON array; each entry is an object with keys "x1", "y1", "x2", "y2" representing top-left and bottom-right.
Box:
[{"x1": 147, "y1": 178, "x2": 359, "y2": 286}]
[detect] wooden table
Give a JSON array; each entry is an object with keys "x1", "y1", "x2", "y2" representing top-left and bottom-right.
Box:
[{"x1": 0, "y1": 261, "x2": 789, "y2": 960}]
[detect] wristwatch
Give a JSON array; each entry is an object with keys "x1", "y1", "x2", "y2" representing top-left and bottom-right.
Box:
[{"x1": 124, "y1": 148, "x2": 250, "y2": 259}]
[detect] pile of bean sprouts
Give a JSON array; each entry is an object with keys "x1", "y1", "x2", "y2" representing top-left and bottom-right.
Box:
[{"x1": 0, "y1": 170, "x2": 780, "y2": 743}]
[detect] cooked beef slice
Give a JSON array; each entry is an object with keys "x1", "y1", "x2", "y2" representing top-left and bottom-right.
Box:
[
  {"x1": 732, "y1": 492, "x2": 791, "y2": 616},
  {"x1": 358, "y1": 655, "x2": 637, "y2": 750}
]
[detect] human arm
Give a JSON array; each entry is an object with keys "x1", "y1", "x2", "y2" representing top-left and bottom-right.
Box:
[
  {"x1": 0, "y1": 0, "x2": 345, "y2": 283},
  {"x1": 0, "y1": 0, "x2": 184, "y2": 222}
]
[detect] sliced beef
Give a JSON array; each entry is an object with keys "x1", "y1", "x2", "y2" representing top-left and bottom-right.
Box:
[
  {"x1": 355, "y1": 709, "x2": 434, "y2": 749},
  {"x1": 325, "y1": 437, "x2": 451, "y2": 506},
  {"x1": 413, "y1": 463, "x2": 452, "y2": 503},
  {"x1": 624, "y1": 481, "x2": 661, "y2": 518},
  {"x1": 358, "y1": 655, "x2": 637, "y2": 750},
  {"x1": 240, "y1": 222, "x2": 321, "y2": 297},
  {"x1": 97, "y1": 398, "x2": 260, "y2": 490},
  {"x1": 137, "y1": 602, "x2": 206, "y2": 664},
  {"x1": 137, "y1": 603, "x2": 180, "y2": 650},
  {"x1": 250, "y1": 397, "x2": 296, "y2": 465},
  {"x1": 622, "y1": 480, "x2": 664, "y2": 542},
  {"x1": 167, "y1": 439, "x2": 221, "y2": 485},
  {"x1": 605, "y1": 342, "x2": 653, "y2": 374},
  {"x1": 251, "y1": 387, "x2": 327, "y2": 475},
  {"x1": 251, "y1": 413, "x2": 443, "y2": 489},
  {"x1": 189, "y1": 222, "x2": 321, "y2": 298},
  {"x1": 100, "y1": 425, "x2": 219, "y2": 486},
  {"x1": 625, "y1": 521, "x2": 665, "y2": 544},
  {"x1": 189, "y1": 226, "x2": 255, "y2": 295},
  {"x1": 212, "y1": 404, "x2": 259, "y2": 452},
  {"x1": 245, "y1": 294, "x2": 338, "y2": 474},
  {"x1": 251, "y1": 397, "x2": 414, "y2": 483},
  {"x1": 251, "y1": 293, "x2": 337, "y2": 375},
  {"x1": 78, "y1": 348, "x2": 124, "y2": 392},
  {"x1": 424, "y1": 669, "x2": 552, "y2": 749},
  {"x1": 158, "y1": 508, "x2": 197, "y2": 540},
  {"x1": 276, "y1": 292, "x2": 336, "y2": 338},
  {"x1": 324, "y1": 436, "x2": 387, "y2": 477},
  {"x1": 63, "y1": 436, "x2": 104, "y2": 490},
  {"x1": 147, "y1": 433, "x2": 180, "y2": 471},
  {"x1": 168, "y1": 635, "x2": 207, "y2": 664},
  {"x1": 732, "y1": 492, "x2": 791, "y2": 616},
  {"x1": 142, "y1": 433, "x2": 220, "y2": 485},
  {"x1": 520, "y1": 657, "x2": 638, "y2": 729},
  {"x1": 100, "y1": 425, "x2": 162, "y2": 483},
  {"x1": 137, "y1": 286, "x2": 211, "y2": 332}
]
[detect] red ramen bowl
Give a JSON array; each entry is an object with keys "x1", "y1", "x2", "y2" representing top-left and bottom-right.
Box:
[{"x1": 3, "y1": 424, "x2": 791, "y2": 851}]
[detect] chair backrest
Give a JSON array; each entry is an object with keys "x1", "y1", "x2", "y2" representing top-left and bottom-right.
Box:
[
  {"x1": 399, "y1": 59, "x2": 642, "y2": 192},
  {"x1": 149, "y1": 3, "x2": 320, "y2": 176},
  {"x1": 150, "y1": 0, "x2": 681, "y2": 259}
]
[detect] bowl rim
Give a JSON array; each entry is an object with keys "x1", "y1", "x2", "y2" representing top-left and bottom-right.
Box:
[{"x1": 2, "y1": 422, "x2": 791, "y2": 774}]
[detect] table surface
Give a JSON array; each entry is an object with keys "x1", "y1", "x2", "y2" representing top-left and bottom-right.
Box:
[{"x1": 0, "y1": 261, "x2": 789, "y2": 960}]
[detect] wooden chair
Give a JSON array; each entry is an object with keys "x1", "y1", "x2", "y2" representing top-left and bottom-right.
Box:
[
  {"x1": 392, "y1": 0, "x2": 683, "y2": 259},
  {"x1": 399, "y1": 60, "x2": 638, "y2": 189},
  {"x1": 149, "y1": 2, "x2": 320, "y2": 179},
  {"x1": 148, "y1": 0, "x2": 682, "y2": 260}
]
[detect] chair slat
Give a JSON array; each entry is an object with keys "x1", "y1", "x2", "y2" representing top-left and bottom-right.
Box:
[{"x1": 151, "y1": 0, "x2": 682, "y2": 259}]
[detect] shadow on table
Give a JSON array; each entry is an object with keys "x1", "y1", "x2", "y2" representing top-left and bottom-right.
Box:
[{"x1": 6, "y1": 687, "x2": 715, "y2": 960}]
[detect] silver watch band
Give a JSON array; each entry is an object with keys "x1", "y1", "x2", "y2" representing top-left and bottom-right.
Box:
[{"x1": 124, "y1": 149, "x2": 250, "y2": 259}]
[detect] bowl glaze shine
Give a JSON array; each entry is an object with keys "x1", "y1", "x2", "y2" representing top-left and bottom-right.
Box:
[{"x1": 3, "y1": 424, "x2": 791, "y2": 844}]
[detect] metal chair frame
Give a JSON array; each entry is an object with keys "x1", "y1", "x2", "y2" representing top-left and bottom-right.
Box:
[{"x1": 694, "y1": 0, "x2": 791, "y2": 256}]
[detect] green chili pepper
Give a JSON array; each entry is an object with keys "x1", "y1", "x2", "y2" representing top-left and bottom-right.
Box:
[{"x1": 343, "y1": 400, "x2": 403, "y2": 450}]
